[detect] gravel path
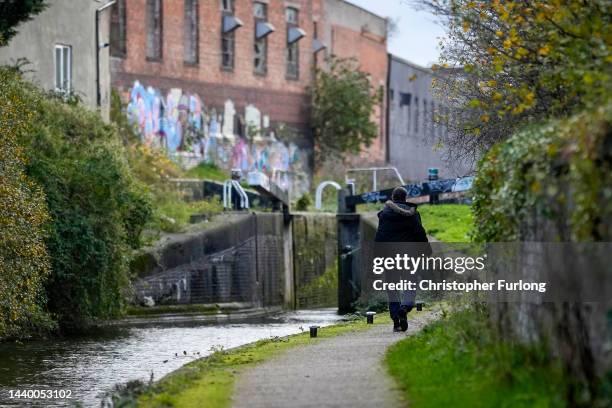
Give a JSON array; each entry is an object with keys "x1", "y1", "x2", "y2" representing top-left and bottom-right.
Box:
[{"x1": 232, "y1": 310, "x2": 439, "y2": 408}]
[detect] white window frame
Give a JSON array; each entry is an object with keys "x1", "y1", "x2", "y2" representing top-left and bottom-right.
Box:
[{"x1": 54, "y1": 44, "x2": 72, "y2": 93}]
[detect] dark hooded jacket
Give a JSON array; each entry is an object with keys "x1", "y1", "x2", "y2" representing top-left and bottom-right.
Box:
[{"x1": 374, "y1": 201, "x2": 430, "y2": 245}]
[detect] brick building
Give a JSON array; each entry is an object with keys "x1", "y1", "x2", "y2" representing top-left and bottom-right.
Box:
[
  {"x1": 319, "y1": 0, "x2": 388, "y2": 165},
  {"x1": 110, "y1": 0, "x2": 387, "y2": 194}
]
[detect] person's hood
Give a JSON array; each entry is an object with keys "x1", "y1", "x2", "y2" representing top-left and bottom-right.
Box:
[{"x1": 379, "y1": 200, "x2": 417, "y2": 218}]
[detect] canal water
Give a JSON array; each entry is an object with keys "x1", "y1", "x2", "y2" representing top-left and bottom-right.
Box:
[{"x1": 0, "y1": 309, "x2": 343, "y2": 407}]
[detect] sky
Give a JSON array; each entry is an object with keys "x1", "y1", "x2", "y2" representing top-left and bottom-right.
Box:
[{"x1": 345, "y1": 0, "x2": 446, "y2": 67}]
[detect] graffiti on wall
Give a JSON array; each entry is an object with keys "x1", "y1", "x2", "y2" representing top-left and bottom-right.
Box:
[{"x1": 125, "y1": 80, "x2": 310, "y2": 193}]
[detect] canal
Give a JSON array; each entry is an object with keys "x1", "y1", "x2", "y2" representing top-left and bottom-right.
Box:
[{"x1": 0, "y1": 309, "x2": 343, "y2": 407}]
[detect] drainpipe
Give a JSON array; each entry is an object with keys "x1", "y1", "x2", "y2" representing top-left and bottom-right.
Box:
[{"x1": 95, "y1": 0, "x2": 116, "y2": 108}]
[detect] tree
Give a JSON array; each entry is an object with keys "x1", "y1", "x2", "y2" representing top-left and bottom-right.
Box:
[
  {"x1": 0, "y1": 68, "x2": 54, "y2": 340},
  {"x1": 0, "y1": 0, "x2": 46, "y2": 47},
  {"x1": 418, "y1": 0, "x2": 611, "y2": 162},
  {"x1": 312, "y1": 56, "x2": 381, "y2": 164}
]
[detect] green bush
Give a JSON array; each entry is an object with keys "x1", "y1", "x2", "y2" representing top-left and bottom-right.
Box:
[
  {"x1": 294, "y1": 193, "x2": 312, "y2": 211},
  {"x1": 472, "y1": 103, "x2": 612, "y2": 242},
  {"x1": 2, "y1": 68, "x2": 152, "y2": 331},
  {"x1": 0, "y1": 68, "x2": 55, "y2": 340}
]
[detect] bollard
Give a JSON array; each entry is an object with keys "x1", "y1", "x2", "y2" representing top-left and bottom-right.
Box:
[
  {"x1": 309, "y1": 325, "x2": 319, "y2": 338},
  {"x1": 416, "y1": 302, "x2": 423, "y2": 311},
  {"x1": 366, "y1": 311, "x2": 376, "y2": 324}
]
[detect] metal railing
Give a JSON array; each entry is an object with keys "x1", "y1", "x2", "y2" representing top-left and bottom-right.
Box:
[
  {"x1": 223, "y1": 179, "x2": 250, "y2": 210},
  {"x1": 345, "y1": 166, "x2": 405, "y2": 192}
]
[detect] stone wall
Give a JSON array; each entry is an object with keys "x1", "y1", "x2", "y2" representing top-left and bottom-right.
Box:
[
  {"x1": 131, "y1": 211, "x2": 341, "y2": 310},
  {"x1": 131, "y1": 213, "x2": 286, "y2": 307}
]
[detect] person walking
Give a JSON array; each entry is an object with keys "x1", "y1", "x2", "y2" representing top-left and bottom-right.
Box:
[{"x1": 374, "y1": 186, "x2": 431, "y2": 332}]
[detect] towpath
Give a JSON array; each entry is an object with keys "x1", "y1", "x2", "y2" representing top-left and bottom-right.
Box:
[{"x1": 232, "y1": 309, "x2": 439, "y2": 408}]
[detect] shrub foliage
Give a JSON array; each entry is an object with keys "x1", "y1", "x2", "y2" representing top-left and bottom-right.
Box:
[
  {"x1": 472, "y1": 103, "x2": 612, "y2": 242},
  {"x1": 0, "y1": 68, "x2": 54, "y2": 340},
  {"x1": 1, "y1": 68, "x2": 152, "y2": 333}
]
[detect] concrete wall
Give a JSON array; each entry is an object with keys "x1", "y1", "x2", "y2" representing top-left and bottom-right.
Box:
[
  {"x1": 131, "y1": 213, "x2": 287, "y2": 307},
  {"x1": 388, "y1": 55, "x2": 471, "y2": 181},
  {"x1": 0, "y1": 0, "x2": 112, "y2": 120},
  {"x1": 131, "y1": 211, "x2": 340, "y2": 310}
]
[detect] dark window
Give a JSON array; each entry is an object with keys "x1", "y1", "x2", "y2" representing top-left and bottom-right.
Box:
[
  {"x1": 110, "y1": 0, "x2": 126, "y2": 57},
  {"x1": 286, "y1": 7, "x2": 299, "y2": 79},
  {"x1": 221, "y1": 0, "x2": 235, "y2": 70},
  {"x1": 253, "y1": 2, "x2": 267, "y2": 74},
  {"x1": 146, "y1": 0, "x2": 163, "y2": 60},
  {"x1": 222, "y1": 0, "x2": 234, "y2": 12},
  {"x1": 430, "y1": 101, "x2": 435, "y2": 136},
  {"x1": 423, "y1": 99, "x2": 428, "y2": 136},
  {"x1": 399, "y1": 92, "x2": 411, "y2": 107},
  {"x1": 414, "y1": 97, "x2": 419, "y2": 133},
  {"x1": 184, "y1": 0, "x2": 198, "y2": 64}
]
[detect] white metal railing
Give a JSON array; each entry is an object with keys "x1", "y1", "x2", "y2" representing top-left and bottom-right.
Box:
[
  {"x1": 223, "y1": 179, "x2": 250, "y2": 209},
  {"x1": 314, "y1": 180, "x2": 342, "y2": 210},
  {"x1": 345, "y1": 166, "x2": 405, "y2": 192}
]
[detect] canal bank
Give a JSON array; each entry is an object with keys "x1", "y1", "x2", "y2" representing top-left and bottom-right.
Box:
[
  {"x1": 124, "y1": 308, "x2": 440, "y2": 408},
  {"x1": 0, "y1": 309, "x2": 344, "y2": 407}
]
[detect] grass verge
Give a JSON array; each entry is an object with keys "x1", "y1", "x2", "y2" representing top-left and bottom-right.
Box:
[
  {"x1": 386, "y1": 306, "x2": 568, "y2": 408},
  {"x1": 418, "y1": 204, "x2": 473, "y2": 242},
  {"x1": 110, "y1": 315, "x2": 389, "y2": 407},
  {"x1": 185, "y1": 162, "x2": 228, "y2": 182}
]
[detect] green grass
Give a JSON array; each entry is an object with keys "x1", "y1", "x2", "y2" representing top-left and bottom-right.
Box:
[
  {"x1": 185, "y1": 162, "x2": 229, "y2": 182},
  {"x1": 386, "y1": 307, "x2": 568, "y2": 408},
  {"x1": 130, "y1": 316, "x2": 390, "y2": 407},
  {"x1": 418, "y1": 204, "x2": 473, "y2": 242},
  {"x1": 148, "y1": 197, "x2": 224, "y2": 234}
]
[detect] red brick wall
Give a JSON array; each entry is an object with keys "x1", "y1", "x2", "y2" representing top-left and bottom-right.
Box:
[{"x1": 113, "y1": 0, "x2": 321, "y2": 128}]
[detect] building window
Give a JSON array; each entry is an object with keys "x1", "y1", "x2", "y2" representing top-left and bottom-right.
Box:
[
  {"x1": 414, "y1": 97, "x2": 419, "y2": 133},
  {"x1": 286, "y1": 7, "x2": 299, "y2": 79},
  {"x1": 222, "y1": 0, "x2": 234, "y2": 12},
  {"x1": 253, "y1": 2, "x2": 267, "y2": 74},
  {"x1": 184, "y1": 0, "x2": 199, "y2": 64},
  {"x1": 146, "y1": 0, "x2": 163, "y2": 60},
  {"x1": 423, "y1": 99, "x2": 429, "y2": 136},
  {"x1": 54, "y1": 44, "x2": 71, "y2": 93},
  {"x1": 110, "y1": 0, "x2": 126, "y2": 57},
  {"x1": 221, "y1": 0, "x2": 235, "y2": 70}
]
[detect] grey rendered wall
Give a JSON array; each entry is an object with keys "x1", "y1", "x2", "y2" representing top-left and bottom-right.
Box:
[
  {"x1": 0, "y1": 0, "x2": 111, "y2": 120},
  {"x1": 388, "y1": 56, "x2": 471, "y2": 181}
]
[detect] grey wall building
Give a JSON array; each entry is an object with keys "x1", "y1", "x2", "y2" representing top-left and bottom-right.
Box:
[
  {"x1": 387, "y1": 54, "x2": 470, "y2": 182},
  {"x1": 0, "y1": 0, "x2": 114, "y2": 120}
]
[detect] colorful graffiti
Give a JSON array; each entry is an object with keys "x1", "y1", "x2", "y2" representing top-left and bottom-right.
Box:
[{"x1": 125, "y1": 81, "x2": 311, "y2": 193}]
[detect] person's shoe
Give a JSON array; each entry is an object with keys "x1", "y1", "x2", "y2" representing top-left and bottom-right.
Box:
[
  {"x1": 398, "y1": 306, "x2": 408, "y2": 332},
  {"x1": 393, "y1": 317, "x2": 401, "y2": 332}
]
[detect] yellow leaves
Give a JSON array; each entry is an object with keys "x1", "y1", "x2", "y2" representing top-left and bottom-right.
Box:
[
  {"x1": 492, "y1": 92, "x2": 503, "y2": 102},
  {"x1": 538, "y1": 45, "x2": 550, "y2": 56},
  {"x1": 495, "y1": 30, "x2": 504, "y2": 38},
  {"x1": 487, "y1": 47, "x2": 496, "y2": 55},
  {"x1": 480, "y1": 114, "x2": 490, "y2": 123},
  {"x1": 515, "y1": 47, "x2": 529, "y2": 59},
  {"x1": 462, "y1": 20, "x2": 471, "y2": 32},
  {"x1": 525, "y1": 91, "x2": 535, "y2": 105},
  {"x1": 530, "y1": 180, "x2": 541, "y2": 193},
  {"x1": 503, "y1": 39, "x2": 512, "y2": 49}
]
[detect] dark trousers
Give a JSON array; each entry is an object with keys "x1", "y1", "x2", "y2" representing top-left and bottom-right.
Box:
[{"x1": 388, "y1": 289, "x2": 416, "y2": 320}]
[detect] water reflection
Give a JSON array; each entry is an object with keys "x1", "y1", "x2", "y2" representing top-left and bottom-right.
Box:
[{"x1": 0, "y1": 309, "x2": 342, "y2": 407}]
